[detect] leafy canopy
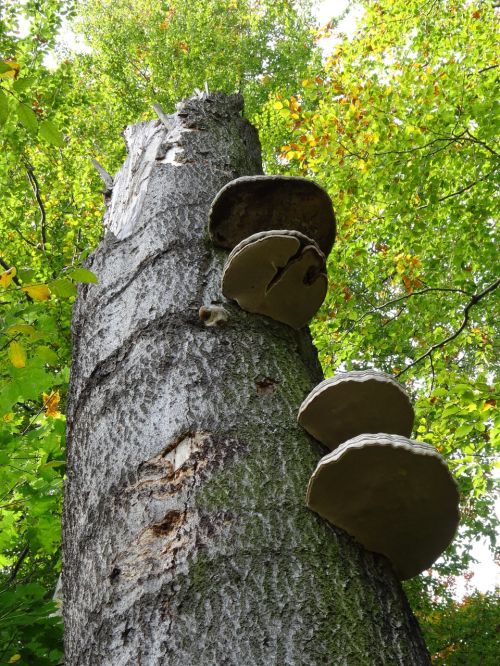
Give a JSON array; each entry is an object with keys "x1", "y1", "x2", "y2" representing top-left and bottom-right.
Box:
[{"x1": 1, "y1": 0, "x2": 498, "y2": 663}]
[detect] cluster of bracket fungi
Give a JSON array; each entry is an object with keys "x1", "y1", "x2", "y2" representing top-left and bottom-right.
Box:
[{"x1": 208, "y1": 175, "x2": 460, "y2": 580}]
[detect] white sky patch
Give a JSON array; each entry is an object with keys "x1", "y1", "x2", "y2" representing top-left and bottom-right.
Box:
[
  {"x1": 44, "y1": 19, "x2": 91, "y2": 70},
  {"x1": 314, "y1": 0, "x2": 364, "y2": 53}
]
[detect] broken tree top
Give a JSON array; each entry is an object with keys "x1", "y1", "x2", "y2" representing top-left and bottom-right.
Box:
[
  {"x1": 306, "y1": 433, "x2": 460, "y2": 580},
  {"x1": 298, "y1": 370, "x2": 415, "y2": 450},
  {"x1": 208, "y1": 175, "x2": 336, "y2": 257}
]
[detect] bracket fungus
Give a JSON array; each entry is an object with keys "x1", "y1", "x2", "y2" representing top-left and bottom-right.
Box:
[
  {"x1": 306, "y1": 433, "x2": 460, "y2": 580},
  {"x1": 298, "y1": 370, "x2": 414, "y2": 450},
  {"x1": 221, "y1": 229, "x2": 328, "y2": 329},
  {"x1": 209, "y1": 175, "x2": 336, "y2": 257}
]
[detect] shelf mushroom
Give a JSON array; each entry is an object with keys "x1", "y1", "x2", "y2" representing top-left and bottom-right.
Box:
[
  {"x1": 209, "y1": 175, "x2": 336, "y2": 256},
  {"x1": 306, "y1": 433, "x2": 460, "y2": 580},
  {"x1": 221, "y1": 229, "x2": 328, "y2": 329},
  {"x1": 298, "y1": 370, "x2": 414, "y2": 450},
  {"x1": 208, "y1": 175, "x2": 336, "y2": 328}
]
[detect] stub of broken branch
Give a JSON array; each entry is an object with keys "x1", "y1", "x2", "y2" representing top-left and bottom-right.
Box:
[
  {"x1": 91, "y1": 159, "x2": 114, "y2": 192},
  {"x1": 152, "y1": 103, "x2": 170, "y2": 128}
]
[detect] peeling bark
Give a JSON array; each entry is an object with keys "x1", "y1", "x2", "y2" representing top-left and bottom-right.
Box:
[{"x1": 63, "y1": 93, "x2": 430, "y2": 665}]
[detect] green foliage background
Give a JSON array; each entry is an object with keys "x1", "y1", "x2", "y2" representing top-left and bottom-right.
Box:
[{"x1": 0, "y1": 1, "x2": 498, "y2": 663}]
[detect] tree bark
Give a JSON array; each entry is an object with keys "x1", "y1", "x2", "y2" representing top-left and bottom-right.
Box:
[{"x1": 63, "y1": 93, "x2": 430, "y2": 665}]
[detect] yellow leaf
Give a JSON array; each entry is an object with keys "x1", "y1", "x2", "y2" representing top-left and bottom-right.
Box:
[
  {"x1": 273, "y1": 101, "x2": 283, "y2": 110},
  {"x1": 0, "y1": 267, "x2": 16, "y2": 288},
  {"x1": 42, "y1": 391, "x2": 60, "y2": 417},
  {"x1": 22, "y1": 284, "x2": 51, "y2": 301},
  {"x1": 8, "y1": 341, "x2": 27, "y2": 368},
  {"x1": 0, "y1": 61, "x2": 20, "y2": 79},
  {"x1": 6, "y1": 324, "x2": 36, "y2": 338},
  {"x1": 8, "y1": 655, "x2": 21, "y2": 663}
]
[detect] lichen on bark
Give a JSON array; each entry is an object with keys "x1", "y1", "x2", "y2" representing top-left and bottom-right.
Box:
[{"x1": 63, "y1": 93, "x2": 430, "y2": 665}]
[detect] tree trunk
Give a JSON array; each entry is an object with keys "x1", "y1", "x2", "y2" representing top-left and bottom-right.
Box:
[{"x1": 63, "y1": 93, "x2": 430, "y2": 665}]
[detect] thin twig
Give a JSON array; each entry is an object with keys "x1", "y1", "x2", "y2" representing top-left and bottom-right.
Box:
[
  {"x1": 373, "y1": 132, "x2": 465, "y2": 158},
  {"x1": 429, "y1": 354, "x2": 435, "y2": 395},
  {"x1": 417, "y1": 170, "x2": 496, "y2": 208},
  {"x1": 396, "y1": 277, "x2": 500, "y2": 377},
  {"x1": 461, "y1": 129, "x2": 500, "y2": 157},
  {"x1": 24, "y1": 164, "x2": 47, "y2": 250},
  {"x1": 478, "y1": 64, "x2": 498, "y2": 74},
  {"x1": 0, "y1": 333, "x2": 20, "y2": 352},
  {"x1": 6, "y1": 544, "x2": 29, "y2": 584},
  {"x1": 341, "y1": 286, "x2": 472, "y2": 340}
]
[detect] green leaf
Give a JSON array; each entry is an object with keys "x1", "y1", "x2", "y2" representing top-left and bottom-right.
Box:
[
  {"x1": 12, "y1": 77, "x2": 34, "y2": 92},
  {"x1": 68, "y1": 268, "x2": 99, "y2": 284},
  {"x1": 455, "y1": 423, "x2": 474, "y2": 438},
  {"x1": 0, "y1": 89, "x2": 9, "y2": 124},
  {"x1": 16, "y1": 103, "x2": 38, "y2": 133},
  {"x1": 39, "y1": 119, "x2": 64, "y2": 147},
  {"x1": 49, "y1": 278, "x2": 77, "y2": 298},
  {"x1": 35, "y1": 346, "x2": 59, "y2": 366}
]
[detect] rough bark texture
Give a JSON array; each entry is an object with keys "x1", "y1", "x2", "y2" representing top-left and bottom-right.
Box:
[{"x1": 63, "y1": 93, "x2": 431, "y2": 666}]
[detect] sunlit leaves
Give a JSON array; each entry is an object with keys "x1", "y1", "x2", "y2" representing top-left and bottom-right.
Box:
[
  {"x1": 39, "y1": 119, "x2": 65, "y2": 147},
  {"x1": 22, "y1": 284, "x2": 51, "y2": 301},
  {"x1": 0, "y1": 61, "x2": 20, "y2": 79},
  {"x1": 0, "y1": 267, "x2": 16, "y2": 287},
  {"x1": 16, "y1": 104, "x2": 38, "y2": 134},
  {"x1": 42, "y1": 391, "x2": 61, "y2": 417},
  {"x1": 68, "y1": 267, "x2": 98, "y2": 283},
  {"x1": 8, "y1": 342, "x2": 27, "y2": 368}
]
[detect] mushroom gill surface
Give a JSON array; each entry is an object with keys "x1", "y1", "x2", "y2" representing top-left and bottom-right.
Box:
[{"x1": 306, "y1": 433, "x2": 460, "y2": 580}]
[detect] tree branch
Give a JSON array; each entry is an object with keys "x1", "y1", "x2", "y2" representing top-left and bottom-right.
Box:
[
  {"x1": 417, "y1": 170, "x2": 496, "y2": 208},
  {"x1": 25, "y1": 164, "x2": 47, "y2": 250},
  {"x1": 342, "y1": 286, "x2": 473, "y2": 340},
  {"x1": 396, "y1": 278, "x2": 500, "y2": 377},
  {"x1": 461, "y1": 129, "x2": 500, "y2": 157},
  {"x1": 6, "y1": 544, "x2": 29, "y2": 584}
]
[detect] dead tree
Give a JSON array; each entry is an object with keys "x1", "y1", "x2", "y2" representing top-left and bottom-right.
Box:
[{"x1": 63, "y1": 93, "x2": 430, "y2": 665}]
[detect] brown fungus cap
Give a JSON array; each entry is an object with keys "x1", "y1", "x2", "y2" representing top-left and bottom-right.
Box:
[
  {"x1": 298, "y1": 370, "x2": 414, "y2": 450},
  {"x1": 209, "y1": 175, "x2": 336, "y2": 257},
  {"x1": 222, "y1": 229, "x2": 327, "y2": 329},
  {"x1": 306, "y1": 433, "x2": 460, "y2": 580}
]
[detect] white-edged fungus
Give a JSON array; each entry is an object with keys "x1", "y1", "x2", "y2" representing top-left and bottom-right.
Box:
[
  {"x1": 209, "y1": 175, "x2": 336, "y2": 257},
  {"x1": 298, "y1": 370, "x2": 414, "y2": 450},
  {"x1": 306, "y1": 433, "x2": 460, "y2": 580},
  {"x1": 221, "y1": 229, "x2": 327, "y2": 329}
]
